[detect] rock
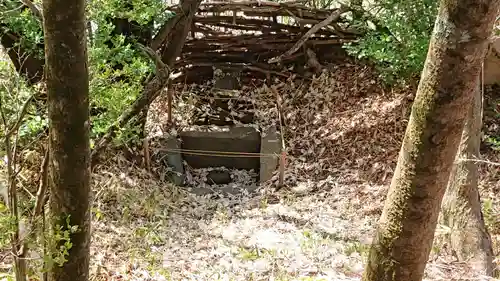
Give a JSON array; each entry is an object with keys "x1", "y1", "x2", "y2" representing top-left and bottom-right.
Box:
[{"x1": 206, "y1": 170, "x2": 231, "y2": 185}]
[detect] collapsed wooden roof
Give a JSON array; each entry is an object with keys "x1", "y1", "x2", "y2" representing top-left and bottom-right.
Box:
[{"x1": 172, "y1": 0, "x2": 360, "y2": 84}]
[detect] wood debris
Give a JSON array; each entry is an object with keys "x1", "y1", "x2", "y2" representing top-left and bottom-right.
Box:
[{"x1": 171, "y1": 0, "x2": 359, "y2": 84}]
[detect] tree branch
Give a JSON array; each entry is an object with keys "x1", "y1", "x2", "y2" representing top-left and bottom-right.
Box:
[
  {"x1": 90, "y1": 46, "x2": 170, "y2": 166},
  {"x1": 33, "y1": 146, "x2": 49, "y2": 217},
  {"x1": 268, "y1": 5, "x2": 349, "y2": 63},
  {"x1": 151, "y1": 16, "x2": 180, "y2": 50},
  {"x1": 6, "y1": 95, "x2": 33, "y2": 138},
  {"x1": 19, "y1": 0, "x2": 42, "y2": 21}
]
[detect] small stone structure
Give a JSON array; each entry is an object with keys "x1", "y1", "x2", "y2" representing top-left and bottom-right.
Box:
[
  {"x1": 162, "y1": 125, "x2": 280, "y2": 187},
  {"x1": 161, "y1": 66, "x2": 281, "y2": 192},
  {"x1": 260, "y1": 126, "x2": 281, "y2": 184},
  {"x1": 180, "y1": 126, "x2": 260, "y2": 170}
]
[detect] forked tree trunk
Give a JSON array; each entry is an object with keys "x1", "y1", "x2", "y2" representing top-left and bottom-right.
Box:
[
  {"x1": 361, "y1": 1, "x2": 500, "y2": 281},
  {"x1": 439, "y1": 76, "x2": 495, "y2": 276},
  {"x1": 42, "y1": 0, "x2": 91, "y2": 280}
]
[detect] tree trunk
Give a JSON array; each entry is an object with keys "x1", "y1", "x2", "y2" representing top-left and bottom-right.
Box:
[
  {"x1": 42, "y1": 0, "x2": 90, "y2": 280},
  {"x1": 91, "y1": 0, "x2": 202, "y2": 165},
  {"x1": 361, "y1": 1, "x2": 500, "y2": 281},
  {"x1": 439, "y1": 76, "x2": 495, "y2": 276},
  {"x1": 160, "y1": 0, "x2": 202, "y2": 66}
]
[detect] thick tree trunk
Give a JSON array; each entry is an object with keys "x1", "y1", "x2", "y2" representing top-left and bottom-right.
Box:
[
  {"x1": 42, "y1": 0, "x2": 90, "y2": 280},
  {"x1": 439, "y1": 77, "x2": 495, "y2": 276},
  {"x1": 361, "y1": 1, "x2": 500, "y2": 281}
]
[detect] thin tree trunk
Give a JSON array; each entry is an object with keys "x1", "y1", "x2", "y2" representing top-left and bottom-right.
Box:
[
  {"x1": 91, "y1": 0, "x2": 202, "y2": 165},
  {"x1": 439, "y1": 75, "x2": 495, "y2": 276},
  {"x1": 362, "y1": 1, "x2": 500, "y2": 281},
  {"x1": 42, "y1": 0, "x2": 90, "y2": 280},
  {"x1": 160, "y1": 0, "x2": 202, "y2": 66}
]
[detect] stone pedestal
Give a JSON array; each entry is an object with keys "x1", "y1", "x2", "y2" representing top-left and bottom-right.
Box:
[
  {"x1": 164, "y1": 136, "x2": 185, "y2": 186},
  {"x1": 259, "y1": 126, "x2": 281, "y2": 183}
]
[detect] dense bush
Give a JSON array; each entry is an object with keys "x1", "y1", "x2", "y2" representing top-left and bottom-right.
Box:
[
  {"x1": 344, "y1": 0, "x2": 438, "y2": 85},
  {"x1": 1, "y1": 0, "x2": 174, "y2": 146}
]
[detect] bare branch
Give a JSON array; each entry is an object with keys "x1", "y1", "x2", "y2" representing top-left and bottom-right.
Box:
[
  {"x1": 33, "y1": 146, "x2": 49, "y2": 217},
  {"x1": 19, "y1": 0, "x2": 42, "y2": 21},
  {"x1": 136, "y1": 43, "x2": 166, "y2": 70},
  {"x1": 268, "y1": 6, "x2": 349, "y2": 63},
  {"x1": 151, "y1": 16, "x2": 180, "y2": 50},
  {"x1": 6, "y1": 95, "x2": 33, "y2": 138}
]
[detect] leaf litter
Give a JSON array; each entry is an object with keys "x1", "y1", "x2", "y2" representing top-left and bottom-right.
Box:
[{"x1": 89, "y1": 58, "x2": 500, "y2": 280}]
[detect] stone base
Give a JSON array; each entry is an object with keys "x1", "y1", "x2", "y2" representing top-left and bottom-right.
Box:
[
  {"x1": 180, "y1": 126, "x2": 260, "y2": 171},
  {"x1": 160, "y1": 125, "x2": 281, "y2": 191},
  {"x1": 163, "y1": 136, "x2": 185, "y2": 186}
]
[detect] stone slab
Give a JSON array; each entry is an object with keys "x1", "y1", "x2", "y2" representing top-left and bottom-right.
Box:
[{"x1": 180, "y1": 126, "x2": 260, "y2": 171}]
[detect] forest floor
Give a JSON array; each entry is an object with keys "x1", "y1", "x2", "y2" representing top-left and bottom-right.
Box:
[{"x1": 89, "y1": 59, "x2": 500, "y2": 281}]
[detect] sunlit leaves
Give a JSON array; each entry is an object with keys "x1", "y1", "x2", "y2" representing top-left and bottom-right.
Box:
[{"x1": 344, "y1": 0, "x2": 438, "y2": 85}]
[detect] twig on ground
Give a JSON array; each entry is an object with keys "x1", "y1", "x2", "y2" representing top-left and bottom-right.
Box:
[{"x1": 458, "y1": 158, "x2": 500, "y2": 166}]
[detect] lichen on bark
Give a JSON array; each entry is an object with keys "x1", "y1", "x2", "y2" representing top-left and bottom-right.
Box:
[
  {"x1": 439, "y1": 78, "x2": 495, "y2": 276},
  {"x1": 361, "y1": 0, "x2": 500, "y2": 280}
]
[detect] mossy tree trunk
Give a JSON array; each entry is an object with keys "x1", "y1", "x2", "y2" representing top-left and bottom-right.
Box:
[
  {"x1": 439, "y1": 77, "x2": 495, "y2": 276},
  {"x1": 361, "y1": 1, "x2": 500, "y2": 281},
  {"x1": 42, "y1": 0, "x2": 91, "y2": 280}
]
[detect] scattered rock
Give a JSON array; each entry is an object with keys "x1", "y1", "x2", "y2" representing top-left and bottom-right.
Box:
[{"x1": 206, "y1": 169, "x2": 232, "y2": 185}]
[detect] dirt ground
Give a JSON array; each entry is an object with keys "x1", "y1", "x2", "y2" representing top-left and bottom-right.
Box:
[{"x1": 89, "y1": 59, "x2": 500, "y2": 281}]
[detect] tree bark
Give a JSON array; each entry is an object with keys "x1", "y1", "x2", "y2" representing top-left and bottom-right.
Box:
[
  {"x1": 160, "y1": 0, "x2": 202, "y2": 66},
  {"x1": 362, "y1": 1, "x2": 500, "y2": 281},
  {"x1": 42, "y1": 0, "x2": 90, "y2": 280},
  {"x1": 439, "y1": 76, "x2": 495, "y2": 276}
]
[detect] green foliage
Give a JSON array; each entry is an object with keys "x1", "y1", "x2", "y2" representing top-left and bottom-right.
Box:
[
  {"x1": 482, "y1": 198, "x2": 499, "y2": 234},
  {"x1": 0, "y1": 61, "x2": 46, "y2": 146},
  {"x1": 344, "y1": 0, "x2": 438, "y2": 85},
  {"x1": 484, "y1": 95, "x2": 500, "y2": 150},
  {"x1": 0, "y1": 203, "x2": 16, "y2": 250},
  {"x1": 1, "y1": 0, "x2": 173, "y2": 146},
  {"x1": 44, "y1": 215, "x2": 80, "y2": 270},
  {"x1": 0, "y1": 0, "x2": 44, "y2": 59},
  {"x1": 88, "y1": 0, "x2": 174, "y2": 27},
  {"x1": 87, "y1": 0, "x2": 169, "y2": 144}
]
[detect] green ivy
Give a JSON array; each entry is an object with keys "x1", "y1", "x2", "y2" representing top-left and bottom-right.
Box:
[{"x1": 44, "y1": 215, "x2": 80, "y2": 270}]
